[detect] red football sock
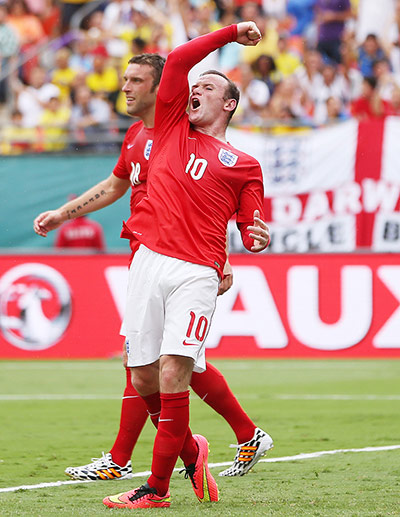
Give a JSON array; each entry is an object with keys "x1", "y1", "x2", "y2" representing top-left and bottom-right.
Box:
[
  {"x1": 147, "y1": 391, "x2": 191, "y2": 497},
  {"x1": 142, "y1": 391, "x2": 161, "y2": 428},
  {"x1": 142, "y1": 391, "x2": 198, "y2": 467},
  {"x1": 109, "y1": 368, "x2": 148, "y2": 467},
  {"x1": 179, "y1": 426, "x2": 198, "y2": 467},
  {"x1": 190, "y1": 362, "x2": 256, "y2": 444}
]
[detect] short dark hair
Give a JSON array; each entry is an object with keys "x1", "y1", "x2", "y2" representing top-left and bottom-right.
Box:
[
  {"x1": 128, "y1": 53, "x2": 166, "y2": 90},
  {"x1": 200, "y1": 69, "x2": 240, "y2": 122},
  {"x1": 254, "y1": 54, "x2": 276, "y2": 73},
  {"x1": 131, "y1": 37, "x2": 147, "y2": 52},
  {"x1": 364, "y1": 75, "x2": 377, "y2": 90}
]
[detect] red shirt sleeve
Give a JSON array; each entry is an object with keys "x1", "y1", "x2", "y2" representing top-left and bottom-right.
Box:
[
  {"x1": 155, "y1": 25, "x2": 238, "y2": 136},
  {"x1": 113, "y1": 123, "x2": 140, "y2": 179},
  {"x1": 236, "y1": 162, "x2": 265, "y2": 252},
  {"x1": 113, "y1": 148, "x2": 129, "y2": 179}
]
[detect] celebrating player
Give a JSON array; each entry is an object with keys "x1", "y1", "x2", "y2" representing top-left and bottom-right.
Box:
[
  {"x1": 33, "y1": 48, "x2": 273, "y2": 498},
  {"x1": 102, "y1": 21, "x2": 271, "y2": 509}
]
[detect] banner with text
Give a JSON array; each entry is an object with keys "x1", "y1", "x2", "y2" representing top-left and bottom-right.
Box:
[
  {"x1": 1, "y1": 254, "x2": 399, "y2": 359},
  {"x1": 227, "y1": 118, "x2": 400, "y2": 253}
]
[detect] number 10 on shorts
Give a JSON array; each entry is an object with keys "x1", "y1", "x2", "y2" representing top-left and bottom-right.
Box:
[{"x1": 184, "y1": 311, "x2": 209, "y2": 345}]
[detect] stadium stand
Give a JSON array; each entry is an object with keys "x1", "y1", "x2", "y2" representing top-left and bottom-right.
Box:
[{"x1": 1, "y1": 0, "x2": 400, "y2": 154}]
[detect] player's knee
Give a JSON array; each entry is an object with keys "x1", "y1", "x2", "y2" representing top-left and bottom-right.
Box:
[
  {"x1": 159, "y1": 355, "x2": 193, "y2": 393},
  {"x1": 160, "y1": 368, "x2": 179, "y2": 392},
  {"x1": 130, "y1": 366, "x2": 159, "y2": 396}
]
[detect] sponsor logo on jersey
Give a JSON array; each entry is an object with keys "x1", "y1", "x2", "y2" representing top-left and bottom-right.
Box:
[
  {"x1": 0, "y1": 263, "x2": 72, "y2": 351},
  {"x1": 144, "y1": 139, "x2": 153, "y2": 160},
  {"x1": 218, "y1": 148, "x2": 238, "y2": 167},
  {"x1": 127, "y1": 143, "x2": 134, "y2": 149}
]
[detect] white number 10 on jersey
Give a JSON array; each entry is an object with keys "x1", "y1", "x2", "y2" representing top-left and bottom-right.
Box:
[{"x1": 185, "y1": 153, "x2": 208, "y2": 180}]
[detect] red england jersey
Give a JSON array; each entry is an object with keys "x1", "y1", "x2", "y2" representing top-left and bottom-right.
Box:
[
  {"x1": 122, "y1": 26, "x2": 265, "y2": 277},
  {"x1": 112, "y1": 120, "x2": 154, "y2": 212},
  {"x1": 113, "y1": 121, "x2": 154, "y2": 259}
]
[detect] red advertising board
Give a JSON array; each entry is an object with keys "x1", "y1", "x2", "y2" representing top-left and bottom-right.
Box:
[{"x1": 0, "y1": 253, "x2": 399, "y2": 359}]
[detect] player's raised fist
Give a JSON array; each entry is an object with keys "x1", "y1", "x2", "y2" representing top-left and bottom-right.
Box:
[{"x1": 236, "y1": 21, "x2": 262, "y2": 46}]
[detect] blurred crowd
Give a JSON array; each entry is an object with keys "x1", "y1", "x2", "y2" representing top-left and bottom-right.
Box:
[{"x1": 1, "y1": 0, "x2": 400, "y2": 154}]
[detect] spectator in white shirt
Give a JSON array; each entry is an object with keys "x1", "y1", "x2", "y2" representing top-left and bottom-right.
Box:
[
  {"x1": 15, "y1": 66, "x2": 60, "y2": 127},
  {"x1": 235, "y1": 62, "x2": 270, "y2": 124}
]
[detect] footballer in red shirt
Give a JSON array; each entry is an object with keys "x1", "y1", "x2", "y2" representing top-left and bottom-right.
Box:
[
  {"x1": 104, "y1": 22, "x2": 271, "y2": 509},
  {"x1": 33, "y1": 45, "x2": 273, "y2": 502},
  {"x1": 123, "y1": 27, "x2": 268, "y2": 277}
]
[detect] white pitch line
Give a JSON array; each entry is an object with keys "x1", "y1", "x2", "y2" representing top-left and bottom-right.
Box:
[
  {"x1": 0, "y1": 394, "x2": 262, "y2": 402},
  {"x1": 277, "y1": 394, "x2": 400, "y2": 401},
  {"x1": 1, "y1": 393, "x2": 400, "y2": 402},
  {"x1": 1, "y1": 444, "x2": 399, "y2": 494},
  {"x1": 0, "y1": 363, "x2": 123, "y2": 371},
  {"x1": 0, "y1": 394, "x2": 122, "y2": 401},
  {"x1": 0, "y1": 361, "x2": 381, "y2": 371}
]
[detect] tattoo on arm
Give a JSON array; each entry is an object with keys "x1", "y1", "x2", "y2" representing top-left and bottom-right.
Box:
[{"x1": 65, "y1": 190, "x2": 107, "y2": 220}]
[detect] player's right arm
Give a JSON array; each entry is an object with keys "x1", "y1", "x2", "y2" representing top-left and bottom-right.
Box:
[
  {"x1": 161, "y1": 21, "x2": 261, "y2": 89},
  {"x1": 33, "y1": 173, "x2": 130, "y2": 237}
]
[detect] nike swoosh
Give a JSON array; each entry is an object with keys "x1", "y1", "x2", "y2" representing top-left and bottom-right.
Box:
[
  {"x1": 182, "y1": 340, "x2": 196, "y2": 346},
  {"x1": 127, "y1": 143, "x2": 134, "y2": 149}
]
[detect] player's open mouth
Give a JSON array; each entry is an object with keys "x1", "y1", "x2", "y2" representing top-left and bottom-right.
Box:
[{"x1": 191, "y1": 98, "x2": 200, "y2": 110}]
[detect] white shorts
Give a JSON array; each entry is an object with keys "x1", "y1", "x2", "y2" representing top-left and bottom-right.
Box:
[{"x1": 121, "y1": 245, "x2": 219, "y2": 373}]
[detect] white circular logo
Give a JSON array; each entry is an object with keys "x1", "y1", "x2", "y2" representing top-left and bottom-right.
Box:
[{"x1": 0, "y1": 263, "x2": 72, "y2": 351}]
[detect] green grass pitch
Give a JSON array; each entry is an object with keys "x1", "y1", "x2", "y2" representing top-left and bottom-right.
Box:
[{"x1": 0, "y1": 359, "x2": 399, "y2": 516}]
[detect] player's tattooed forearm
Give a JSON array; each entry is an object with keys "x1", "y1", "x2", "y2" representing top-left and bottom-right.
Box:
[{"x1": 66, "y1": 190, "x2": 107, "y2": 219}]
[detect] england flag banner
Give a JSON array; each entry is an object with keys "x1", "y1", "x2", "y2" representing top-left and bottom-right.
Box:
[{"x1": 227, "y1": 118, "x2": 400, "y2": 253}]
